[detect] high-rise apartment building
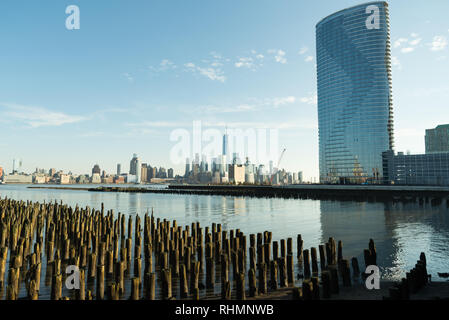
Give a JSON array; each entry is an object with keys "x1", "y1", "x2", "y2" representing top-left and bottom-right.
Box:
[
  {"x1": 141, "y1": 163, "x2": 148, "y2": 183},
  {"x1": 92, "y1": 164, "x2": 101, "y2": 176},
  {"x1": 129, "y1": 154, "x2": 140, "y2": 175},
  {"x1": 185, "y1": 158, "x2": 190, "y2": 178},
  {"x1": 316, "y1": 2, "x2": 394, "y2": 184},
  {"x1": 425, "y1": 124, "x2": 449, "y2": 154}
]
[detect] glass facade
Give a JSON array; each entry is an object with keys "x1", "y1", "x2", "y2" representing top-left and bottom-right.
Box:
[
  {"x1": 316, "y1": 1, "x2": 394, "y2": 184},
  {"x1": 425, "y1": 124, "x2": 449, "y2": 154}
]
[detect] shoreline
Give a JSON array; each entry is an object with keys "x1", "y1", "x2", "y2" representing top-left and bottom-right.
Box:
[{"x1": 24, "y1": 184, "x2": 449, "y2": 202}]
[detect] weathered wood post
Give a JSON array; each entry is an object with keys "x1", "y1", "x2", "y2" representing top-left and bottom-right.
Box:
[
  {"x1": 258, "y1": 263, "x2": 267, "y2": 294},
  {"x1": 311, "y1": 247, "x2": 319, "y2": 275},
  {"x1": 287, "y1": 254, "x2": 294, "y2": 286},
  {"x1": 144, "y1": 273, "x2": 156, "y2": 300},
  {"x1": 321, "y1": 270, "x2": 331, "y2": 299},
  {"x1": 329, "y1": 265, "x2": 339, "y2": 294},
  {"x1": 248, "y1": 268, "x2": 257, "y2": 297},
  {"x1": 206, "y1": 258, "x2": 215, "y2": 289},
  {"x1": 96, "y1": 265, "x2": 105, "y2": 300},
  {"x1": 297, "y1": 235, "x2": 303, "y2": 262},
  {"x1": 236, "y1": 272, "x2": 246, "y2": 300},
  {"x1": 303, "y1": 249, "x2": 311, "y2": 279},
  {"x1": 162, "y1": 269, "x2": 172, "y2": 300},
  {"x1": 302, "y1": 279, "x2": 313, "y2": 300},
  {"x1": 180, "y1": 264, "x2": 188, "y2": 299},
  {"x1": 51, "y1": 273, "x2": 62, "y2": 300},
  {"x1": 270, "y1": 260, "x2": 278, "y2": 290},
  {"x1": 131, "y1": 277, "x2": 140, "y2": 300}
]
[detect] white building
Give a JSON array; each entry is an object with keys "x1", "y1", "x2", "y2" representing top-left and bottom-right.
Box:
[
  {"x1": 91, "y1": 173, "x2": 101, "y2": 184},
  {"x1": 229, "y1": 164, "x2": 245, "y2": 184},
  {"x1": 3, "y1": 174, "x2": 33, "y2": 184}
]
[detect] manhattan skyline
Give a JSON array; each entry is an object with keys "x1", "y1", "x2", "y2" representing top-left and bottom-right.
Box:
[{"x1": 0, "y1": 1, "x2": 448, "y2": 180}]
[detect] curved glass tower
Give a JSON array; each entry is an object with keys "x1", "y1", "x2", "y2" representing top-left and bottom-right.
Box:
[{"x1": 316, "y1": 1, "x2": 393, "y2": 184}]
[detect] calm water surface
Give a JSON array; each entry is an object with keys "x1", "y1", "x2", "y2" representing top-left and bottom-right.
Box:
[{"x1": 1, "y1": 184, "x2": 448, "y2": 282}]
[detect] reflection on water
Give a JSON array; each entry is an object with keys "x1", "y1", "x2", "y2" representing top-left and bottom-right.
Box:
[{"x1": 1, "y1": 184, "x2": 448, "y2": 280}]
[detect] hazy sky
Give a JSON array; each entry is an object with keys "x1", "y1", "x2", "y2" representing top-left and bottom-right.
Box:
[{"x1": 0, "y1": 0, "x2": 448, "y2": 181}]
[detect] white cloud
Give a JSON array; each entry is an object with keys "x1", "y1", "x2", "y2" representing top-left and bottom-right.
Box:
[
  {"x1": 0, "y1": 103, "x2": 86, "y2": 128},
  {"x1": 401, "y1": 47, "x2": 414, "y2": 53},
  {"x1": 184, "y1": 62, "x2": 226, "y2": 82},
  {"x1": 394, "y1": 38, "x2": 408, "y2": 48},
  {"x1": 394, "y1": 35, "x2": 421, "y2": 53},
  {"x1": 160, "y1": 59, "x2": 176, "y2": 69},
  {"x1": 122, "y1": 73, "x2": 134, "y2": 82},
  {"x1": 234, "y1": 50, "x2": 264, "y2": 70},
  {"x1": 305, "y1": 56, "x2": 314, "y2": 62},
  {"x1": 235, "y1": 57, "x2": 254, "y2": 69},
  {"x1": 271, "y1": 96, "x2": 296, "y2": 108},
  {"x1": 299, "y1": 93, "x2": 317, "y2": 106},
  {"x1": 274, "y1": 50, "x2": 287, "y2": 64},
  {"x1": 409, "y1": 38, "x2": 422, "y2": 46},
  {"x1": 268, "y1": 49, "x2": 287, "y2": 64},
  {"x1": 430, "y1": 36, "x2": 448, "y2": 51},
  {"x1": 298, "y1": 47, "x2": 309, "y2": 55},
  {"x1": 149, "y1": 59, "x2": 177, "y2": 73},
  {"x1": 197, "y1": 67, "x2": 226, "y2": 82}
]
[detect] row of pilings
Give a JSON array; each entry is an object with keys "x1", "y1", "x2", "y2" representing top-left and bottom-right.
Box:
[{"x1": 0, "y1": 197, "x2": 429, "y2": 300}]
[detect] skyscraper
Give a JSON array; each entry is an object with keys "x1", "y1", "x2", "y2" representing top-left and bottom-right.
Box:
[
  {"x1": 92, "y1": 164, "x2": 101, "y2": 176},
  {"x1": 117, "y1": 163, "x2": 121, "y2": 175},
  {"x1": 141, "y1": 163, "x2": 148, "y2": 183},
  {"x1": 185, "y1": 158, "x2": 190, "y2": 177},
  {"x1": 316, "y1": 1, "x2": 394, "y2": 184},
  {"x1": 135, "y1": 158, "x2": 141, "y2": 183},
  {"x1": 130, "y1": 154, "x2": 138, "y2": 175},
  {"x1": 425, "y1": 124, "x2": 449, "y2": 154},
  {"x1": 222, "y1": 132, "x2": 228, "y2": 156},
  {"x1": 49, "y1": 168, "x2": 56, "y2": 177}
]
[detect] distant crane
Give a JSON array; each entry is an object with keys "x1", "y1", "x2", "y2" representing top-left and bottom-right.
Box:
[{"x1": 270, "y1": 148, "x2": 286, "y2": 185}]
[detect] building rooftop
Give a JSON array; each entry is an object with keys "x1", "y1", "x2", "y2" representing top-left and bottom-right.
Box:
[{"x1": 316, "y1": 1, "x2": 387, "y2": 28}]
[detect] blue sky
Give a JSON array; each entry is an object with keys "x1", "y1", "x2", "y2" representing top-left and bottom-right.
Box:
[{"x1": 0, "y1": 0, "x2": 448, "y2": 181}]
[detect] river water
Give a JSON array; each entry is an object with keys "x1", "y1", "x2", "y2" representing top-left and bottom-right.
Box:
[{"x1": 1, "y1": 184, "x2": 448, "y2": 283}]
